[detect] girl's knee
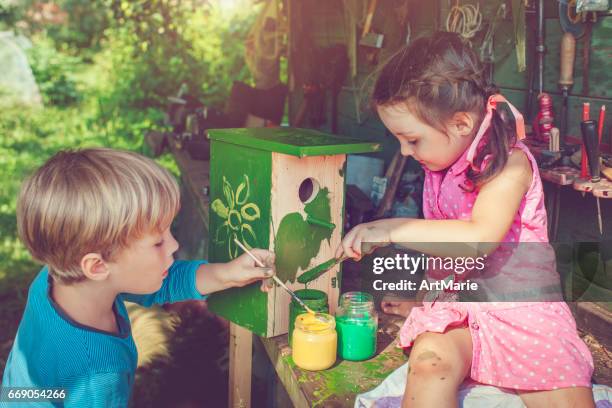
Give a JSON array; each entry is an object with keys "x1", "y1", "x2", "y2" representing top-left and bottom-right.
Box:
[
  {"x1": 408, "y1": 333, "x2": 471, "y2": 381},
  {"x1": 408, "y1": 347, "x2": 459, "y2": 380}
]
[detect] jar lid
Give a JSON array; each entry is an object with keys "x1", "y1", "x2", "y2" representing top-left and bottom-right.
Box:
[{"x1": 295, "y1": 312, "x2": 335, "y2": 333}]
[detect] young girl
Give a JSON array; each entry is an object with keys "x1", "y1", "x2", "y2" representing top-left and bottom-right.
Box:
[{"x1": 336, "y1": 32, "x2": 594, "y2": 408}]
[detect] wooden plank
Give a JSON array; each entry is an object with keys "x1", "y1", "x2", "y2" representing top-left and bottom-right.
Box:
[
  {"x1": 269, "y1": 153, "x2": 345, "y2": 336},
  {"x1": 229, "y1": 322, "x2": 253, "y2": 408}
]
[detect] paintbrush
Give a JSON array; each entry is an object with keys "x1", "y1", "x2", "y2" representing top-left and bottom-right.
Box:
[{"x1": 232, "y1": 238, "x2": 318, "y2": 316}]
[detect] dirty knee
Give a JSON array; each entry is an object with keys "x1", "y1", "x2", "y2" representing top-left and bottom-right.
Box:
[{"x1": 408, "y1": 349, "x2": 454, "y2": 380}]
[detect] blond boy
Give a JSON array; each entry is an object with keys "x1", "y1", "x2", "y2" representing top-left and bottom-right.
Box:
[{"x1": 1, "y1": 148, "x2": 274, "y2": 407}]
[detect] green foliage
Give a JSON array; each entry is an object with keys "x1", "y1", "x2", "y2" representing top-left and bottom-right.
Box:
[
  {"x1": 27, "y1": 38, "x2": 81, "y2": 106},
  {"x1": 100, "y1": 0, "x2": 257, "y2": 110},
  {"x1": 48, "y1": 0, "x2": 110, "y2": 53},
  {"x1": 0, "y1": 1, "x2": 23, "y2": 29}
]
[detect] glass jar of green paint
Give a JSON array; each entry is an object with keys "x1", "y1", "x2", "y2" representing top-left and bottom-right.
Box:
[
  {"x1": 288, "y1": 289, "x2": 329, "y2": 346},
  {"x1": 336, "y1": 292, "x2": 378, "y2": 361}
]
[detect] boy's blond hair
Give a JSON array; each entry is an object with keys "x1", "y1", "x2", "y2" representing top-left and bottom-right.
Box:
[{"x1": 17, "y1": 148, "x2": 180, "y2": 284}]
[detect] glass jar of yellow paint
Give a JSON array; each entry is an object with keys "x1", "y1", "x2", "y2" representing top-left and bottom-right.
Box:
[{"x1": 292, "y1": 312, "x2": 337, "y2": 371}]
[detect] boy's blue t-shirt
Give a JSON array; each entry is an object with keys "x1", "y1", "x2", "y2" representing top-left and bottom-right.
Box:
[{"x1": 1, "y1": 260, "x2": 207, "y2": 407}]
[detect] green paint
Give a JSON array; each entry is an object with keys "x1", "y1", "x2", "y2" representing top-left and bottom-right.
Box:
[
  {"x1": 297, "y1": 257, "x2": 339, "y2": 284},
  {"x1": 208, "y1": 142, "x2": 271, "y2": 336},
  {"x1": 336, "y1": 292, "x2": 378, "y2": 361},
  {"x1": 208, "y1": 128, "x2": 381, "y2": 157},
  {"x1": 336, "y1": 316, "x2": 377, "y2": 361},
  {"x1": 275, "y1": 188, "x2": 333, "y2": 283},
  {"x1": 306, "y1": 215, "x2": 335, "y2": 230},
  {"x1": 288, "y1": 289, "x2": 328, "y2": 346}
]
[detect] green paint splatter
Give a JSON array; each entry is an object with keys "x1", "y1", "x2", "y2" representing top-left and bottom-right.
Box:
[{"x1": 275, "y1": 188, "x2": 333, "y2": 282}]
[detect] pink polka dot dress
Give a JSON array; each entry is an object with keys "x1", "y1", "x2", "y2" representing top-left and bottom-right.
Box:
[{"x1": 398, "y1": 96, "x2": 594, "y2": 391}]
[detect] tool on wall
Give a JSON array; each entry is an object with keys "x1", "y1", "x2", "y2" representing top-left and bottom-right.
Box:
[
  {"x1": 479, "y1": 2, "x2": 507, "y2": 83},
  {"x1": 558, "y1": 32, "x2": 576, "y2": 149},
  {"x1": 535, "y1": 0, "x2": 546, "y2": 96},
  {"x1": 581, "y1": 102, "x2": 591, "y2": 178},
  {"x1": 524, "y1": 0, "x2": 546, "y2": 120},
  {"x1": 445, "y1": 2, "x2": 483, "y2": 41},
  {"x1": 580, "y1": 120, "x2": 603, "y2": 235}
]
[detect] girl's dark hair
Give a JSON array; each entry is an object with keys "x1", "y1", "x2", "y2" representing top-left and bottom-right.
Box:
[{"x1": 372, "y1": 31, "x2": 516, "y2": 189}]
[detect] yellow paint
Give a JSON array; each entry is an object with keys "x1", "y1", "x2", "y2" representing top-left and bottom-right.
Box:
[{"x1": 292, "y1": 313, "x2": 337, "y2": 371}]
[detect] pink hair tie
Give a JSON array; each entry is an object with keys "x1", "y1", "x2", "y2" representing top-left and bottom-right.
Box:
[{"x1": 466, "y1": 94, "x2": 526, "y2": 170}]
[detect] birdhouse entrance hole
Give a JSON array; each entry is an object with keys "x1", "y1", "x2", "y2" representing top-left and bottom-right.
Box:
[{"x1": 299, "y1": 178, "x2": 320, "y2": 204}]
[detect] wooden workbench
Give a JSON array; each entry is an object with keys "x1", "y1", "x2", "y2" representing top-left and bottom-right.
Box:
[{"x1": 260, "y1": 313, "x2": 407, "y2": 407}]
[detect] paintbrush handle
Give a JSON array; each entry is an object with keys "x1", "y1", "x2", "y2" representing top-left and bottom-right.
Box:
[
  {"x1": 271, "y1": 275, "x2": 309, "y2": 310},
  {"x1": 232, "y1": 239, "x2": 313, "y2": 312},
  {"x1": 233, "y1": 238, "x2": 266, "y2": 267}
]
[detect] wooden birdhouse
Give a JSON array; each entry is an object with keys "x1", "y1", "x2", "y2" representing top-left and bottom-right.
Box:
[{"x1": 206, "y1": 128, "x2": 381, "y2": 337}]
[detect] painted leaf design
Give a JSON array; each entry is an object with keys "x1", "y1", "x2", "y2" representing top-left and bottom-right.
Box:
[
  {"x1": 228, "y1": 209, "x2": 242, "y2": 231},
  {"x1": 240, "y1": 224, "x2": 257, "y2": 249},
  {"x1": 235, "y1": 175, "x2": 250, "y2": 205},
  {"x1": 240, "y1": 203, "x2": 260, "y2": 222},
  {"x1": 211, "y1": 199, "x2": 229, "y2": 219},
  {"x1": 222, "y1": 176, "x2": 235, "y2": 209}
]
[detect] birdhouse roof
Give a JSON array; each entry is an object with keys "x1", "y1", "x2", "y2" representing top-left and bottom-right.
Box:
[{"x1": 207, "y1": 128, "x2": 381, "y2": 157}]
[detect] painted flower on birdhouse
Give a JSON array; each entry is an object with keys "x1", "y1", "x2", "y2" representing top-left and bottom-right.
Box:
[{"x1": 212, "y1": 174, "x2": 260, "y2": 259}]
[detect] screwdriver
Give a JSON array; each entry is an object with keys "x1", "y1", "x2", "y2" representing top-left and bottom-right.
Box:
[{"x1": 580, "y1": 120, "x2": 602, "y2": 235}]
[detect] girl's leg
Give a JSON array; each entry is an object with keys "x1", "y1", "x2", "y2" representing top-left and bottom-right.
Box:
[
  {"x1": 518, "y1": 387, "x2": 595, "y2": 408},
  {"x1": 402, "y1": 326, "x2": 473, "y2": 408}
]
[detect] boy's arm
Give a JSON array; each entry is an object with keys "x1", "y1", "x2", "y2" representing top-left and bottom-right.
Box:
[
  {"x1": 121, "y1": 251, "x2": 274, "y2": 306},
  {"x1": 63, "y1": 371, "x2": 130, "y2": 407},
  {"x1": 120, "y1": 260, "x2": 207, "y2": 307}
]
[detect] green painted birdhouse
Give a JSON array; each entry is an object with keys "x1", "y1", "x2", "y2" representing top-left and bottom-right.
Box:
[{"x1": 207, "y1": 127, "x2": 381, "y2": 337}]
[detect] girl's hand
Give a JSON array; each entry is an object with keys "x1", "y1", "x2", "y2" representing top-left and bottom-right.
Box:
[
  {"x1": 227, "y1": 249, "x2": 276, "y2": 292},
  {"x1": 335, "y1": 221, "x2": 391, "y2": 260}
]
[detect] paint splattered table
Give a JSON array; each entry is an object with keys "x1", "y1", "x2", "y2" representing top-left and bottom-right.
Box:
[{"x1": 259, "y1": 313, "x2": 408, "y2": 407}]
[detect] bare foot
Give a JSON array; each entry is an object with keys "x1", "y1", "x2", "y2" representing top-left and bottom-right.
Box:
[{"x1": 381, "y1": 299, "x2": 420, "y2": 317}]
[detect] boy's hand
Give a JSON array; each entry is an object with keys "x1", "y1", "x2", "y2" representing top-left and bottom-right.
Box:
[
  {"x1": 227, "y1": 249, "x2": 276, "y2": 292},
  {"x1": 335, "y1": 221, "x2": 391, "y2": 261}
]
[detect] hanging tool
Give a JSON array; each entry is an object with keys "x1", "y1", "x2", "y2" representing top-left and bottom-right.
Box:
[
  {"x1": 558, "y1": 32, "x2": 576, "y2": 149},
  {"x1": 598, "y1": 106, "x2": 606, "y2": 143},
  {"x1": 297, "y1": 255, "x2": 349, "y2": 284},
  {"x1": 479, "y1": 3, "x2": 507, "y2": 83},
  {"x1": 581, "y1": 103, "x2": 590, "y2": 178},
  {"x1": 445, "y1": 2, "x2": 483, "y2": 41},
  {"x1": 580, "y1": 120, "x2": 603, "y2": 235},
  {"x1": 524, "y1": 1, "x2": 537, "y2": 119},
  {"x1": 559, "y1": 0, "x2": 586, "y2": 39},
  {"x1": 359, "y1": 0, "x2": 383, "y2": 65},
  {"x1": 535, "y1": 0, "x2": 546, "y2": 96}
]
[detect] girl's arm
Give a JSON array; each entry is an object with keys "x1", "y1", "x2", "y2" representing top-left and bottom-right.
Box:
[{"x1": 338, "y1": 149, "x2": 533, "y2": 259}]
